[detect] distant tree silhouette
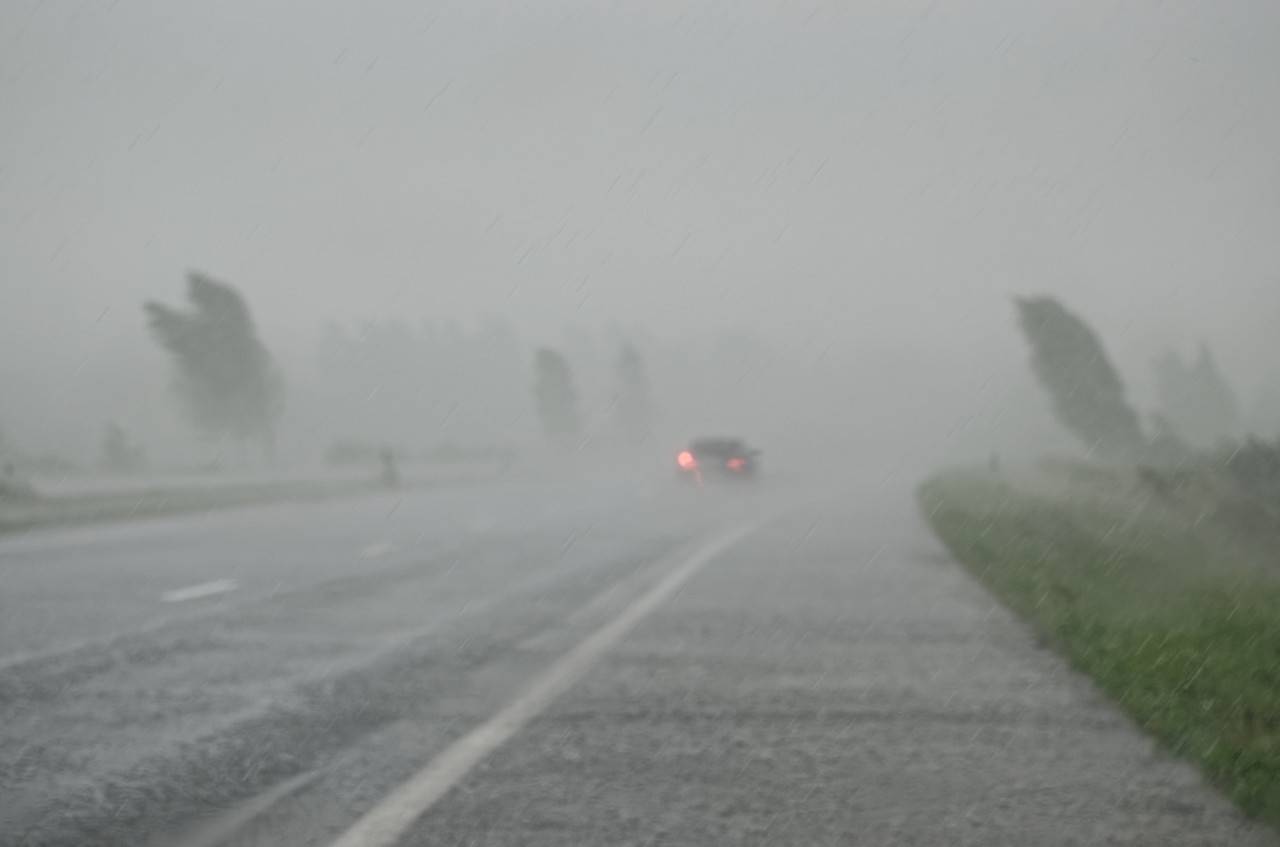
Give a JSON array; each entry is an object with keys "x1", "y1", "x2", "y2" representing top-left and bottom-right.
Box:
[
  {"x1": 1014, "y1": 296, "x2": 1145, "y2": 461},
  {"x1": 1250, "y1": 382, "x2": 1280, "y2": 441},
  {"x1": 145, "y1": 272, "x2": 282, "y2": 455},
  {"x1": 613, "y1": 342, "x2": 653, "y2": 447},
  {"x1": 1152, "y1": 343, "x2": 1240, "y2": 448},
  {"x1": 312, "y1": 317, "x2": 528, "y2": 449},
  {"x1": 100, "y1": 422, "x2": 147, "y2": 473},
  {"x1": 533, "y1": 347, "x2": 580, "y2": 445}
]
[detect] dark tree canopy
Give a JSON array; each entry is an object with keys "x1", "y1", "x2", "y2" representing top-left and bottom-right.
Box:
[
  {"x1": 100, "y1": 422, "x2": 147, "y2": 473},
  {"x1": 532, "y1": 347, "x2": 581, "y2": 444},
  {"x1": 1152, "y1": 343, "x2": 1240, "y2": 448},
  {"x1": 613, "y1": 342, "x2": 653, "y2": 446},
  {"x1": 145, "y1": 272, "x2": 282, "y2": 450},
  {"x1": 1014, "y1": 296, "x2": 1146, "y2": 461}
]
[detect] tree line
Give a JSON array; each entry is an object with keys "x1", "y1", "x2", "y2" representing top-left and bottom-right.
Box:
[
  {"x1": 141, "y1": 271, "x2": 655, "y2": 464},
  {"x1": 1014, "y1": 295, "x2": 1258, "y2": 465}
]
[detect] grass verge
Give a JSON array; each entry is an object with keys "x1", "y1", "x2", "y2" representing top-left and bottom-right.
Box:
[
  {"x1": 0, "y1": 480, "x2": 380, "y2": 536},
  {"x1": 918, "y1": 469, "x2": 1280, "y2": 826}
]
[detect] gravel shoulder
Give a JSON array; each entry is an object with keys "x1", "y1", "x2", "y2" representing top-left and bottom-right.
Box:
[
  {"x1": 387, "y1": 497, "x2": 1274, "y2": 846},
  {"x1": 920, "y1": 468, "x2": 1280, "y2": 832}
]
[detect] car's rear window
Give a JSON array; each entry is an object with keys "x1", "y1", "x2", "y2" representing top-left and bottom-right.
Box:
[{"x1": 691, "y1": 439, "x2": 745, "y2": 455}]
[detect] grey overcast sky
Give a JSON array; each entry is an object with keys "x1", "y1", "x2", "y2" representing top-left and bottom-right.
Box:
[{"x1": 2, "y1": 0, "x2": 1279, "y2": 452}]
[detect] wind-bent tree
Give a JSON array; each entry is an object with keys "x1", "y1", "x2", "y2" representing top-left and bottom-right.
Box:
[
  {"x1": 532, "y1": 347, "x2": 580, "y2": 445},
  {"x1": 100, "y1": 422, "x2": 147, "y2": 473},
  {"x1": 145, "y1": 272, "x2": 282, "y2": 455},
  {"x1": 1014, "y1": 296, "x2": 1145, "y2": 461},
  {"x1": 1153, "y1": 343, "x2": 1240, "y2": 448},
  {"x1": 613, "y1": 342, "x2": 653, "y2": 446}
]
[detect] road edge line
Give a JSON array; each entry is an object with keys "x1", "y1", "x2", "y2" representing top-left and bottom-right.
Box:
[{"x1": 327, "y1": 522, "x2": 754, "y2": 847}]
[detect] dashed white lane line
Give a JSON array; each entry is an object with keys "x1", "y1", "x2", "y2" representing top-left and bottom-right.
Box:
[
  {"x1": 161, "y1": 579, "x2": 240, "y2": 603},
  {"x1": 327, "y1": 523, "x2": 755, "y2": 847}
]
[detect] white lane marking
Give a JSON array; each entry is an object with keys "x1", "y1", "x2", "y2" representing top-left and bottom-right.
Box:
[
  {"x1": 360, "y1": 542, "x2": 398, "y2": 559},
  {"x1": 327, "y1": 523, "x2": 754, "y2": 847},
  {"x1": 516, "y1": 557, "x2": 669, "y2": 652},
  {"x1": 161, "y1": 579, "x2": 239, "y2": 603}
]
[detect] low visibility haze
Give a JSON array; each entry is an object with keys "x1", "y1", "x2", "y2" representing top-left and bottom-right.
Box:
[
  {"x1": 8, "y1": 5, "x2": 1280, "y2": 845},
  {"x1": 3, "y1": 0, "x2": 1279, "y2": 470}
]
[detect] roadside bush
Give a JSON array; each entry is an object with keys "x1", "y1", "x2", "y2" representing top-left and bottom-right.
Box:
[{"x1": 1221, "y1": 437, "x2": 1280, "y2": 506}]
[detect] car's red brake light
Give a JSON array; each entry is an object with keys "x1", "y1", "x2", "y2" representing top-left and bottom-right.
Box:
[
  {"x1": 677, "y1": 450, "x2": 697, "y2": 470},
  {"x1": 727, "y1": 457, "x2": 746, "y2": 471}
]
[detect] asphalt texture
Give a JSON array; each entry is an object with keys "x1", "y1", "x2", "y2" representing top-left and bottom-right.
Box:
[{"x1": 0, "y1": 471, "x2": 1273, "y2": 846}]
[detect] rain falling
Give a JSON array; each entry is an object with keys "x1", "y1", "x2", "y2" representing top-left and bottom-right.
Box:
[{"x1": 2, "y1": 1, "x2": 1278, "y2": 845}]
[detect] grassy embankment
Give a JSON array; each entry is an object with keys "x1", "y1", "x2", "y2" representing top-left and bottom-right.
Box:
[
  {"x1": 919, "y1": 463, "x2": 1280, "y2": 825},
  {"x1": 0, "y1": 479, "x2": 383, "y2": 536}
]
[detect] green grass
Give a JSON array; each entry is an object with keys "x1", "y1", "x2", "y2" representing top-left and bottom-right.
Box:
[
  {"x1": 919, "y1": 470, "x2": 1280, "y2": 826},
  {"x1": 0, "y1": 479, "x2": 379, "y2": 536}
]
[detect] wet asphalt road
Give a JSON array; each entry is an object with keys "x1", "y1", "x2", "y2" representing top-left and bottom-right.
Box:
[{"x1": 0, "y1": 472, "x2": 1273, "y2": 846}]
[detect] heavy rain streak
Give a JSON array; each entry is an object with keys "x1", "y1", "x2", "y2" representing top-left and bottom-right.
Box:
[{"x1": 2, "y1": 2, "x2": 1279, "y2": 845}]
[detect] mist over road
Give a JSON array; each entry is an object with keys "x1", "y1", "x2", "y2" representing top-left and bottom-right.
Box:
[
  {"x1": 2, "y1": 473, "x2": 1269, "y2": 846},
  {"x1": 4, "y1": 1, "x2": 1278, "y2": 843}
]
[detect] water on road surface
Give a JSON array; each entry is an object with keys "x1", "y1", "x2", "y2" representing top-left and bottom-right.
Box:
[{"x1": 0, "y1": 474, "x2": 1272, "y2": 846}]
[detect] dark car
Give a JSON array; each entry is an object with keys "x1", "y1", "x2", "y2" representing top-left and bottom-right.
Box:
[{"x1": 675, "y1": 438, "x2": 760, "y2": 481}]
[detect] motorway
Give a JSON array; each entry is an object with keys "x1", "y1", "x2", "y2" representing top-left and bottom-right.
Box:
[{"x1": 0, "y1": 470, "x2": 1273, "y2": 846}]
